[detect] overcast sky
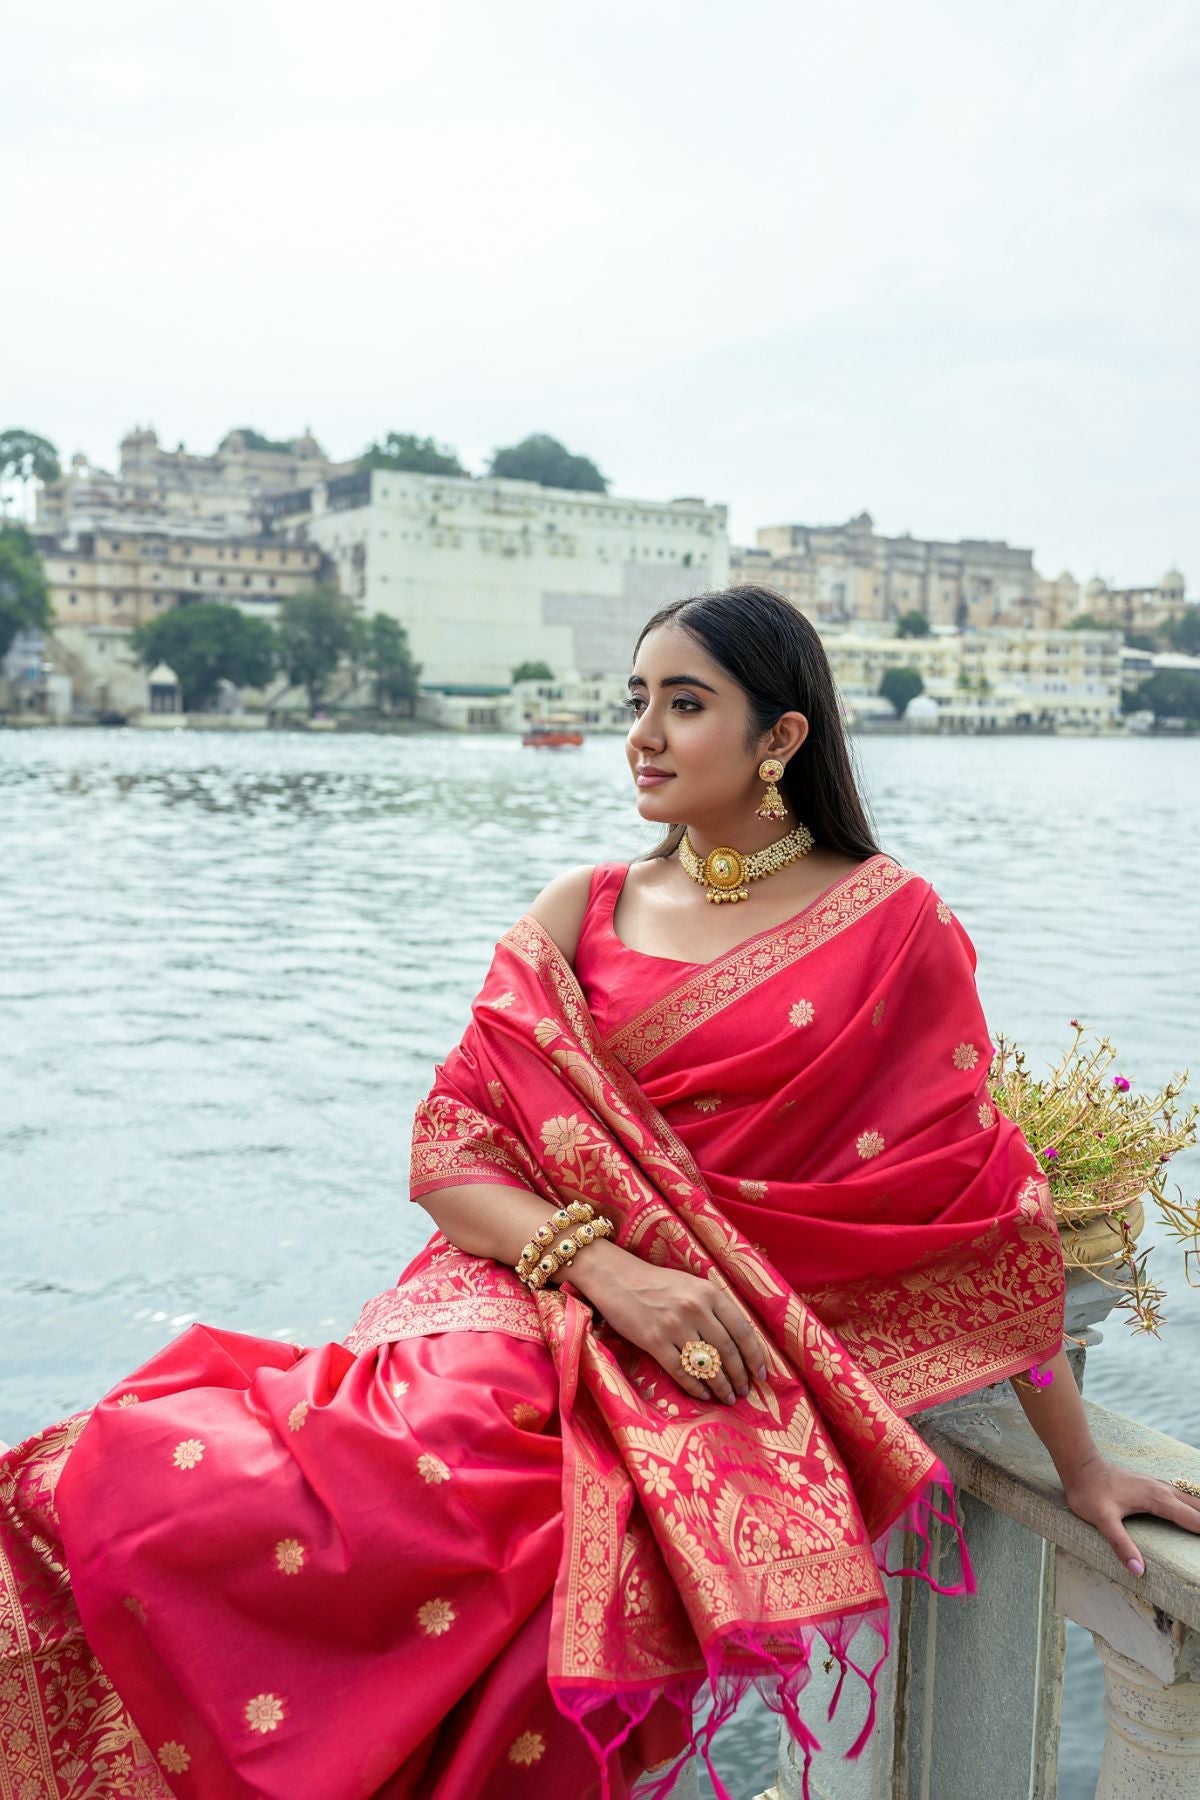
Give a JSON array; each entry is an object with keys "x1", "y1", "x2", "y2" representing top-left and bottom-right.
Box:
[{"x1": 4, "y1": 1, "x2": 1197, "y2": 589}]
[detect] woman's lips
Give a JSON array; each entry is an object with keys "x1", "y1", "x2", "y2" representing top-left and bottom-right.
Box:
[{"x1": 636, "y1": 770, "x2": 675, "y2": 788}]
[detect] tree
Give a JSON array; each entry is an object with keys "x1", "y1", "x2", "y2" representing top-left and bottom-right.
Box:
[
  {"x1": 1132, "y1": 670, "x2": 1200, "y2": 725},
  {"x1": 0, "y1": 523, "x2": 51, "y2": 658},
  {"x1": 277, "y1": 585, "x2": 359, "y2": 714},
  {"x1": 511, "y1": 660, "x2": 554, "y2": 683},
  {"x1": 1162, "y1": 609, "x2": 1200, "y2": 657},
  {"x1": 222, "y1": 427, "x2": 299, "y2": 455},
  {"x1": 360, "y1": 432, "x2": 467, "y2": 477},
  {"x1": 365, "y1": 613, "x2": 422, "y2": 714},
  {"x1": 0, "y1": 429, "x2": 61, "y2": 518},
  {"x1": 488, "y1": 434, "x2": 608, "y2": 493},
  {"x1": 131, "y1": 602, "x2": 277, "y2": 712},
  {"x1": 1068, "y1": 613, "x2": 1115, "y2": 632},
  {"x1": 880, "y1": 666, "x2": 925, "y2": 718},
  {"x1": 895, "y1": 610, "x2": 930, "y2": 639}
]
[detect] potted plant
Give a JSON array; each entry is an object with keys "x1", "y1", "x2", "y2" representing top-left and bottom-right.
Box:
[{"x1": 988, "y1": 1022, "x2": 1198, "y2": 1334}]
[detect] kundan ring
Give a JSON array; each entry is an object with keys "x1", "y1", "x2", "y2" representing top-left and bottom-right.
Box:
[
  {"x1": 1172, "y1": 1477, "x2": 1200, "y2": 1497},
  {"x1": 680, "y1": 1340, "x2": 723, "y2": 1382}
]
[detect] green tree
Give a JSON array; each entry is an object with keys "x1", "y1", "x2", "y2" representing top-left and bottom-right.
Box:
[
  {"x1": 131, "y1": 602, "x2": 277, "y2": 712},
  {"x1": 365, "y1": 613, "x2": 422, "y2": 714},
  {"x1": 0, "y1": 523, "x2": 52, "y2": 658},
  {"x1": 360, "y1": 432, "x2": 467, "y2": 477},
  {"x1": 0, "y1": 429, "x2": 61, "y2": 517},
  {"x1": 511, "y1": 660, "x2": 554, "y2": 683},
  {"x1": 1125, "y1": 632, "x2": 1157, "y2": 653},
  {"x1": 1132, "y1": 670, "x2": 1200, "y2": 724},
  {"x1": 277, "y1": 585, "x2": 358, "y2": 714},
  {"x1": 488, "y1": 434, "x2": 608, "y2": 493},
  {"x1": 222, "y1": 427, "x2": 298, "y2": 454},
  {"x1": 880, "y1": 666, "x2": 925, "y2": 718},
  {"x1": 894, "y1": 609, "x2": 930, "y2": 639},
  {"x1": 1162, "y1": 610, "x2": 1200, "y2": 657},
  {"x1": 1067, "y1": 612, "x2": 1115, "y2": 632}
]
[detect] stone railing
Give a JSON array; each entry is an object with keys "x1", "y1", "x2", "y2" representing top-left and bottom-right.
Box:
[{"x1": 752, "y1": 1278, "x2": 1200, "y2": 1799}]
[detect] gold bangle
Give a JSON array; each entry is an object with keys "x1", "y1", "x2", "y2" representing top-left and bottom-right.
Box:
[
  {"x1": 522, "y1": 1216, "x2": 614, "y2": 1290},
  {"x1": 516, "y1": 1201, "x2": 599, "y2": 1283}
]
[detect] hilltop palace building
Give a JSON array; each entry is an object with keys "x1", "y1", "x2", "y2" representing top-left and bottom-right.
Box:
[{"x1": 262, "y1": 469, "x2": 730, "y2": 689}]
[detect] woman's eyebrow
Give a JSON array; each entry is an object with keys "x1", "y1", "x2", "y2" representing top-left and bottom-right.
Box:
[{"x1": 627, "y1": 673, "x2": 719, "y2": 694}]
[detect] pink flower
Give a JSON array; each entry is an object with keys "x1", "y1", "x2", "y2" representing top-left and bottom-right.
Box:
[
  {"x1": 1027, "y1": 1363, "x2": 1054, "y2": 1389},
  {"x1": 1069, "y1": 1019, "x2": 1081, "y2": 1030},
  {"x1": 1112, "y1": 1075, "x2": 1130, "y2": 1092},
  {"x1": 1042, "y1": 1146, "x2": 1058, "y2": 1162}
]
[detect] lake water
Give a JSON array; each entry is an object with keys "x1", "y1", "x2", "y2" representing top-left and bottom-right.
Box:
[{"x1": 2, "y1": 726, "x2": 1197, "y2": 1798}]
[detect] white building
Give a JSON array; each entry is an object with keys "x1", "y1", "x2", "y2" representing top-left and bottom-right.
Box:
[
  {"x1": 264, "y1": 469, "x2": 729, "y2": 688},
  {"x1": 821, "y1": 624, "x2": 1124, "y2": 731}
]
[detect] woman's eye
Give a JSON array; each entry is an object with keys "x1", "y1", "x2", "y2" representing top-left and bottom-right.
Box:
[
  {"x1": 623, "y1": 696, "x2": 644, "y2": 714},
  {"x1": 672, "y1": 697, "x2": 700, "y2": 712}
]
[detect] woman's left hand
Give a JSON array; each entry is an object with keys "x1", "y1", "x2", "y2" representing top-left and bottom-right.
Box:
[{"x1": 1062, "y1": 1454, "x2": 1200, "y2": 1574}]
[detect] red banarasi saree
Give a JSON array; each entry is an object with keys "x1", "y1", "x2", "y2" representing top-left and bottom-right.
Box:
[{"x1": 0, "y1": 854, "x2": 1065, "y2": 1799}]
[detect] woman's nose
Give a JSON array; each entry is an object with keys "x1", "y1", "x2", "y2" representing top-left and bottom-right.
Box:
[{"x1": 628, "y1": 713, "x2": 665, "y2": 753}]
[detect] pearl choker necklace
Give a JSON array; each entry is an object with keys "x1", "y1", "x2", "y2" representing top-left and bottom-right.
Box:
[{"x1": 679, "y1": 823, "x2": 815, "y2": 904}]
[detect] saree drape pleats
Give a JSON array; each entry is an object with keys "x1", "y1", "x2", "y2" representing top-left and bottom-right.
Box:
[{"x1": 0, "y1": 857, "x2": 1065, "y2": 1800}]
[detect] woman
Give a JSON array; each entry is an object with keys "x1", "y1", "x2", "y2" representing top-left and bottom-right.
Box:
[{"x1": 2, "y1": 585, "x2": 1197, "y2": 1800}]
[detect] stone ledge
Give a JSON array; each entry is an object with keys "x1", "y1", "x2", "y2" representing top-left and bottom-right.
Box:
[{"x1": 917, "y1": 1394, "x2": 1200, "y2": 1632}]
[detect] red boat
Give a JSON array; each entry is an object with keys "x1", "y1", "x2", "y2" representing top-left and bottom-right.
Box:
[{"x1": 522, "y1": 714, "x2": 585, "y2": 748}]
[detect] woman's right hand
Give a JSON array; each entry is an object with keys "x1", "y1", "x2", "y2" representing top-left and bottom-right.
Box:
[{"x1": 566, "y1": 1241, "x2": 769, "y2": 1406}]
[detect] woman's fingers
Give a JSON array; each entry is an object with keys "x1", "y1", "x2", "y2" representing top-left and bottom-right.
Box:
[{"x1": 710, "y1": 1285, "x2": 769, "y2": 1381}]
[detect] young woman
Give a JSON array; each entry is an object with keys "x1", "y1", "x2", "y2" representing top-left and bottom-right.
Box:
[{"x1": 2, "y1": 585, "x2": 1197, "y2": 1800}]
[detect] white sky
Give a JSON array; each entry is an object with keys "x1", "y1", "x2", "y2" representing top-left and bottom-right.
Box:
[{"x1": 4, "y1": 0, "x2": 1198, "y2": 588}]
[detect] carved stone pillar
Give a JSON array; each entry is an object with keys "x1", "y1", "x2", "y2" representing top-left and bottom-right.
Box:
[{"x1": 1092, "y1": 1636, "x2": 1200, "y2": 1799}]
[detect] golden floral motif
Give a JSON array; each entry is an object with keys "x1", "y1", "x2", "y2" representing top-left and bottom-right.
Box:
[
  {"x1": 533, "y1": 1017, "x2": 558, "y2": 1047},
  {"x1": 158, "y1": 1741, "x2": 191, "y2": 1774},
  {"x1": 123, "y1": 1595, "x2": 147, "y2": 1624},
  {"x1": 417, "y1": 1597, "x2": 456, "y2": 1636},
  {"x1": 115, "y1": 1392, "x2": 140, "y2": 1407},
  {"x1": 245, "y1": 1693, "x2": 286, "y2": 1734},
  {"x1": 512, "y1": 1401, "x2": 542, "y2": 1427},
  {"x1": 287, "y1": 1400, "x2": 309, "y2": 1432},
  {"x1": 488, "y1": 991, "x2": 517, "y2": 1010},
  {"x1": 508, "y1": 1730, "x2": 546, "y2": 1766},
  {"x1": 417, "y1": 1453, "x2": 450, "y2": 1485},
  {"x1": 274, "y1": 1538, "x2": 306, "y2": 1575},
  {"x1": 540, "y1": 1113, "x2": 589, "y2": 1157},
  {"x1": 789, "y1": 998, "x2": 815, "y2": 1028},
  {"x1": 856, "y1": 1129, "x2": 885, "y2": 1160},
  {"x1": 935, "y1": 899, "x2": 954, "y2": 924},
  {"x1": 871, "y1": 999, "x2": 887, "y2": 1026},
  {"x1": 978, "y1": 1101, "x2": 995, "y2": 1127},
  {"x1": 487, "y1": 1078, "x2": 506, "y2": 1109},
  {"x1": 685, "y1": 1449, "x2": 714, "y2": 1492},
  {"x1": 637, "y1": 1458, "x2": 673, "y2": 1499},
  {"x1": 953, "y1": 1042, "x2": 980, "y2": 1071},
  {"x1": 391, "y1": 1378, "x2": 410, "y2": 1398},
  {"x1": 739, "y1": 1179, "x2": 768, "y2": 1201},
  {"x1": 693, "y1": 1094, "x2": 722, "y2": 1113},
  {"x1": 171, "y1": 1438, "x2": 205, "y2": 1471}
]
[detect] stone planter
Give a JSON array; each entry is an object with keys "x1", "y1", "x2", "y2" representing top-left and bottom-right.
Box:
[{"x1": 1058, "y1": 1200, "x2": 1146, "y2": 1333}]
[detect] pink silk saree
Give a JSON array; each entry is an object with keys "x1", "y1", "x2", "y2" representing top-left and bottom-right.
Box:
[{"x1": 0, "y1": 854, "x2": 1065, "y2": 1800}]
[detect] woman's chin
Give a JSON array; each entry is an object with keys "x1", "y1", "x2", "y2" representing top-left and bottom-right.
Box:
[{"x1": 633, "y1": 790, "x2": 679, "y2": 823}]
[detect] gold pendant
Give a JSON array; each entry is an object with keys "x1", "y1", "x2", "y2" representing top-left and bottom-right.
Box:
[{"x1": 703, "y1": 847, "x2": 749, "y2": 903}]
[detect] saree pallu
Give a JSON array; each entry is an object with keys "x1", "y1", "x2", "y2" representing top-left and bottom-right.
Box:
[
  {"x1": 0, "y1": 856, "x2": 1065, "y2": 1800},
  {"x1": 395, "y1": 856, "x2": 1065, "y2": 1794}
]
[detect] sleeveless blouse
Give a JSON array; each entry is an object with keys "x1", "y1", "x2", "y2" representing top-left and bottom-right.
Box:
[{"x1": 573, "y1": 861, "x2": 702, "y2": 1040}]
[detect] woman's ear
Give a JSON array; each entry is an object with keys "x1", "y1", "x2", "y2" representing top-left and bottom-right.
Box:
[{"x1": 767, "y1": 711, "x2": 809, "y2": 761}]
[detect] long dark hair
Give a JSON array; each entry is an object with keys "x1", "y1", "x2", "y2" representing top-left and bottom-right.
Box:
[{"x1": 633, "y1": 585, "x2": 881, "y2": 862}]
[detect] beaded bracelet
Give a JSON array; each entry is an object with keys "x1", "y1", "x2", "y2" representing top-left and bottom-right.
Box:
[
  {"x1": 525, "y1": 1215, "x2": 615, "y2": 1292},
  {"x1": 515, "y1": 1200, "x2": 596, "y2": 1284}
]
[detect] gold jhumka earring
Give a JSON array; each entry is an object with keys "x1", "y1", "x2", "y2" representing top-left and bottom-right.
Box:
[{"x1": 756, "y1": 758, "x2": 788, "y2": 821}]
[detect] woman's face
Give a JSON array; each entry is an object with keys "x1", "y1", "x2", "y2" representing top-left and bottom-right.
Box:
[{"x1": 624, "y1": 623, "x2": 803, "y2": 829}]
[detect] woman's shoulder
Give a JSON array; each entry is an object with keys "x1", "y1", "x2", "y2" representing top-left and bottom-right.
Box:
[{"x1": 526, "y1": 862, "x2": 623, "y2": 965}]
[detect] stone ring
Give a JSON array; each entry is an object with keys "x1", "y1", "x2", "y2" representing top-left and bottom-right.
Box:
[
  {"x1": 1172, "y1": 1476, "x2": 1200, "y2": 1497},
  {"x1": 680, "y1": 1340, "x2": 723, "y2": 1382}
]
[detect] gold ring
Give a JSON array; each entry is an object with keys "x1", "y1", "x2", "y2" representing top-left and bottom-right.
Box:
[
  {"x1": 1172, "y1": 1477, "x2": 1200, "y2": 1497},
  {"x1": 680, "y1": 1340, "x2": 723, "y2": 1382}
]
